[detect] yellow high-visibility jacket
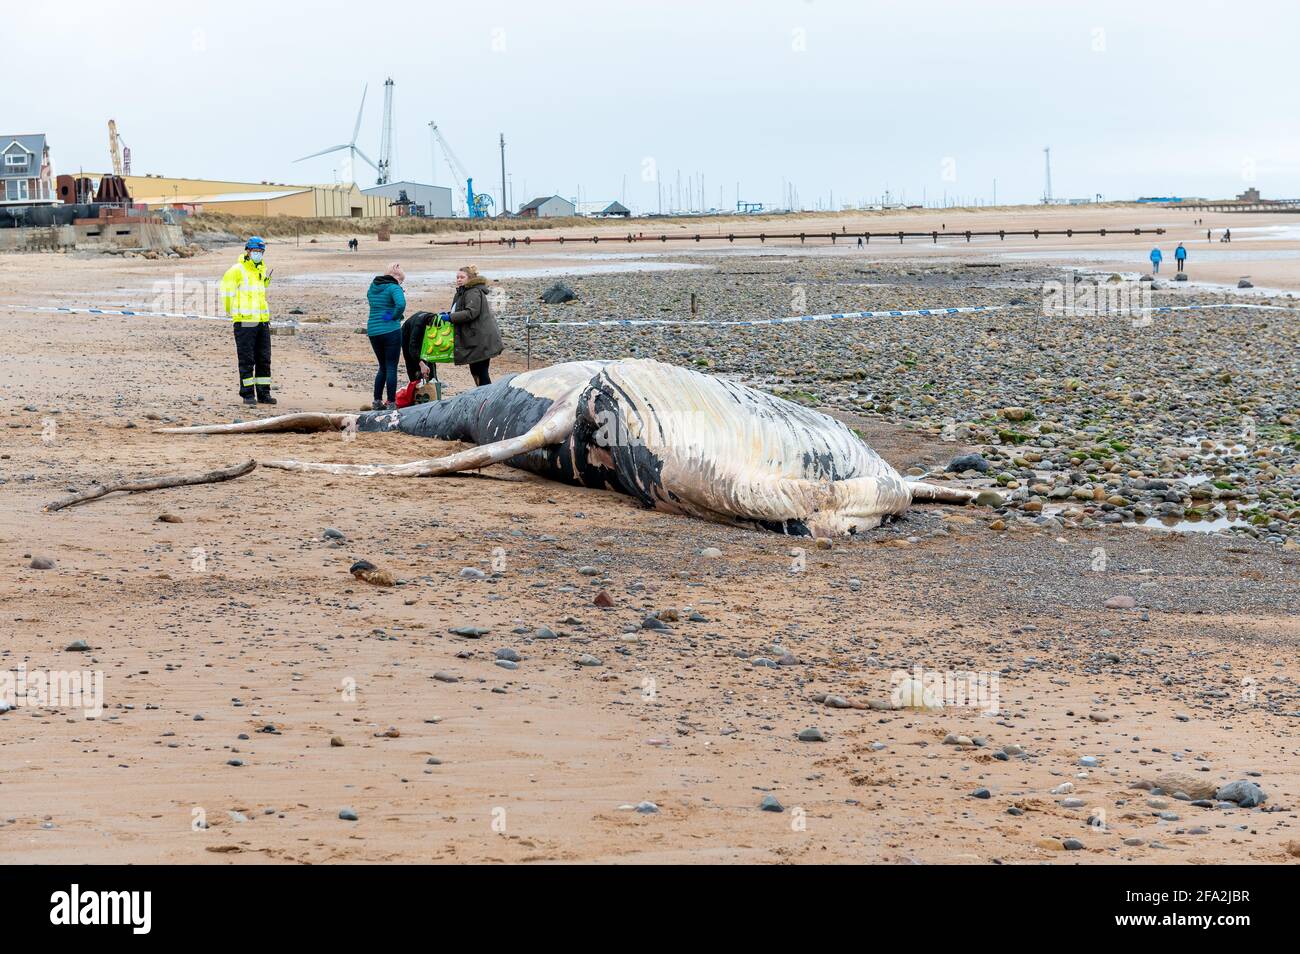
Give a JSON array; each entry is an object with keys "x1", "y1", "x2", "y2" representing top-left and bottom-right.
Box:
[{"x1": 220, "y1": 255, "x2": 271, "y2": 322}]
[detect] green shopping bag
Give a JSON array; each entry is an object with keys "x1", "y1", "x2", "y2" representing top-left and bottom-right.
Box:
[{"x1": 419, "y1": 313, "x2": 454, "y2": 364}]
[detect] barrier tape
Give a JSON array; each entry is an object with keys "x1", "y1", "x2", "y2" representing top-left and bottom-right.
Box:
[
  {"x1": 517, "y1": 305, "x2": 1009, "y2": 328},
  {"x1": 4, "y1": 304, "x2": 301, "y2": 329}
]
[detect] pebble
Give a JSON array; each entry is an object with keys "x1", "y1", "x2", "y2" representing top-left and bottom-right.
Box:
[
  {"x1": 29, "y1": 556, "x2": 55, "y2": 570},
  {"x1": 759, "y1": 795, "x2": 784, "y2": 812},
  {"x1": 1216, "y1": 780, "x2": 1267, "y2": 808},
  {"x1": 797, "y1": 727, "x2": 825, "y2": 742},
  {"x1": 339, "y1": 808, "x2": 358, "y2": 821}
]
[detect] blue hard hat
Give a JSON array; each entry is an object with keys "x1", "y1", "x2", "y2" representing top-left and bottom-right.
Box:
[{"x1": 245, "y1": 236, "x2": 266, "y2": 251}]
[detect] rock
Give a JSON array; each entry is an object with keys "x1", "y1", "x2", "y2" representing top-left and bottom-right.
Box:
[
  {"x1": 350, "y1": 560, "x2": 394, "y2": 586},
  {"x1": 593, "y1": 590, "x2": 614, "y2": 607},
  {"x1": 975, "y1": 490, "x2": 1004, "y2": 507},
  {"x1": 29, "y1": 556, "x2": 55, "y2": 570},
  {"x1": 1238, "y1": 278, "x2": 1253, "y2": 288},
  {"x1": 575, "y1": 654, "x2": 602, "y2": 667},
  {"x1": 634, "y1": 800, "x2": 658, "y2": 814},
  {"x1": 1079, "y1": 756, "x2": 1100, "y2": 767},
  {"x1": 946, "y1": 453, "x2": 989, "y2": 474},
  {"x1": 494, "y1": 647, "x2": 521, "y2": 662},
  {"x1": 1062, "y1": 838, "x2": 1085, "y2": 851},
  {"x1": 797, "y1": 727, "x2": 825, "y2": 742},
  {"x1": 1215, "y1": 780, "x2": 1267, "y2": 808},
  {"x1": 494, "y1": 659, "x2": 518, "y2": 671},
  {"x1": 458, "y1": 567, "x2": 486, "y2": 580},
  {"x1": 449, "y1": 626, "x2": 489, "y2": 638},
  {"x1": 699, "y1": 547, "x2": 722, "y2": 558},
  {"x1": 1103, "y1": 595, "x2": 1136, "y2": 609},
  {"x1": 971, "y1": 788, "x2": 991, "y2": 799},
  {"x1": 759, "y1": 795, "x2": 784, "y2": 812},
  {"x1": 65, "y1": 639, "x2": 92, "y2": 652},
  {"x1": 1000, "y1": 407, "x2": 1030, "y2": 421},
  {"x1": 540, "y1": 281, "x2": 578, "y2": 304},
  {"x1": 157, "y1": 513, "x2": 183, "y2": 523},
  {"x1": 322, "y1": 527, "x2": 346, "y2": 540},
  {"x1": 1150, "y1": 773, "x2": 1216, "y2": 800},
  {"x1": 1050, "y1": 782, "x2": 1074, "y2": 795},
  {"x1": 578, "y1": 565, "x2": 599, "y2": 576},
  {"x1": 433, "y1": 671, "x2": 459, "y2": 683},
  {"x1": 330, "y1": 736, "x2": 344, "y2": 747},
  {"x1": 339, "y1": 808, "x2": 358, "y2": 821},
  {"x1": 1173, "y1": 273, "x2": 1188, "y2": 282},
  {"x1": 1061, "y1": 797, "x2": 1086, "y2": 808}
]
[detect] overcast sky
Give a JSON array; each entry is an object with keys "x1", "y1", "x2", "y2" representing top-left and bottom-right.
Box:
[{"x1": 7, "y1": 0, "x2": 1296, "y2": 212}]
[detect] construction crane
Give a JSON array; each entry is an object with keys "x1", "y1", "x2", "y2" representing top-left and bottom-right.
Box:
[
  {"x1": 428, "y1": 121, "x2": 493, "y2": 218},
  {"x1": 376, "y1": 78, "x2": 394, "y2": 185},
  {"x1": 107, "y1": 119, "x2": 131, "y2": 176}
]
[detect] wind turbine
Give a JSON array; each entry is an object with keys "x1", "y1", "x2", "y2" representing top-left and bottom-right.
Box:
[{"x1": 294, "y1": 84, "x2": 379, "y2": 184}]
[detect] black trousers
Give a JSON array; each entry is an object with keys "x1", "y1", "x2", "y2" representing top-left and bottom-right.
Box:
[
  {"x1": 469, "y1": 359, "x2": 491, "y2": 386},
  {"x1": 233, "y1": 322, "x2": 272, "y2": 399}
]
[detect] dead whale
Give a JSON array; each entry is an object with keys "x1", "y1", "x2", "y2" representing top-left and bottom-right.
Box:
[{"x1": 159, "y1": 358, "x2": 982, "y2": 536}]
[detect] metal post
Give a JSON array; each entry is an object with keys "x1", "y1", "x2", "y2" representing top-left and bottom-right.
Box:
[{"x1": 525, "y1": 316, "x2": 532, "y2": 369}]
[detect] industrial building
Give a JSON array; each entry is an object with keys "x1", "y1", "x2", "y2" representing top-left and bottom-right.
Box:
[
  {"x1": 518, "y1": 195, "x2": 576, "y2": 218},
  {"x1": 95, "y1": 174, "x2": 398, "y2": 218},
  {"x1": 362, "y1": 180, "x2": 453, "y2": 218}
]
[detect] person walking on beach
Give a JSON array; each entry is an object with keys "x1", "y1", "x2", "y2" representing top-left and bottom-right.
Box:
[
  {"x1": 1175, "y1": 243, "x2": 1187, "y2": 272},
  {"x1": 1149, "y1": 246, "x2": 1162, "y2": 274},
  {"x1": 1224, "y1": 228, "x2": 1231, "y2": 242},
  {"x1": 366, "y1": 263, "x2": 407, "y2": 410},
  {"x1": 221, "y1": 235, "x2": 275, "y2": 406},
  {"x1": 448, "y1": 265, "x2": 503, "y2": 387}
]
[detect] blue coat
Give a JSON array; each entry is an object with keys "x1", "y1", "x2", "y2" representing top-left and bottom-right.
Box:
[
  {"x1": 1175, "y1": 245, "x2": 1187, "y2": 260},
  {"x1": 1149, "y1": 248, "x2": 1162, "y2": 262},
  {"x1": 366, "y1": 275, "x2": 406, "y2": 336}
]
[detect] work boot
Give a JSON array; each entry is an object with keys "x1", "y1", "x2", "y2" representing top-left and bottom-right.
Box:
[
  {"x1": 372, "y1": 400, "x2": 384, "y2": 411},
  {"x1": 385, "y1": 402, "x2": 397, "y2": 411},
  {"x1": 243, "y1": 396, "x2": 257, "y2": 407},
  {"x1": 257, "y1": 394, "x2": 278, "y2": 406}
]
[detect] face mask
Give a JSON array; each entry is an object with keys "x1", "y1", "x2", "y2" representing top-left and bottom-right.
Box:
[{"x1": 249, "y1": 251, "x2": 264, "y2": 264}]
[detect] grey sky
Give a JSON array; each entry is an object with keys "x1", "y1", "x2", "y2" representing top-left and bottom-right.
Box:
[{"x1": 7, "y1": 0, "x2": 1295, "y2": 211}]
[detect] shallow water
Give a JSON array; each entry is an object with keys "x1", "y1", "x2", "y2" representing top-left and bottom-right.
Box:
[{"x1": 1126, "y1": 515, "x2": 1251, "y2": 534}]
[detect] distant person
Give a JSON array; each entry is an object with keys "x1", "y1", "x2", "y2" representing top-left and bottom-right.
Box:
[
  {"x1": 1207, "y1": 229, "x2": 1212, "y2": 242},
  {"x1": 1224, "y1": 228, "x2": 1231, "y2": 242},
  {"x1": 366, "y1": 263, "x2": 407, "y2": 410},
  {"x1": 348, "y1": 238, "x2": 359, "y2": 252},
  {"x1": 220, "y1": 235, "x2": 274, "y2": 406},
  {"x1": 1149, "y1": 246, "x2": 1162, "y2": 274},
  {"x1": 448, "y1": 265, "x2": 503, "y2": 387},
  {"x1": 1175, "y1": 243, "x2": 1187, "y2": 272}
]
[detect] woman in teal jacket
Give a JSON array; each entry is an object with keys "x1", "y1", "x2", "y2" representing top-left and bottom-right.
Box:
[{"x1": 366, "y1": 263, "x2": 407, "y2": 409}]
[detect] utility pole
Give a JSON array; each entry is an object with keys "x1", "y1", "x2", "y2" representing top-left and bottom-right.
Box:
[
  {"x1": 427, "y1": 121, "x2": 437, "y2": 187},
  {"x1": 499, "y1": 133, "x2": 507, "y2": 216},
  {"x1": 1043, "y1": 147, "x2": 1053, "y2": 204}
]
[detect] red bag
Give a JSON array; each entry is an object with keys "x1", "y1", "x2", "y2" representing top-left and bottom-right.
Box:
[{"x1": 395, "y1": 378, "x2": 420, "y2": 408}]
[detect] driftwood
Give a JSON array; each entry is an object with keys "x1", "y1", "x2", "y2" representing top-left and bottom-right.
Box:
[{"x1": 43, "y1": 459, "x2": 258, "y2": 512}]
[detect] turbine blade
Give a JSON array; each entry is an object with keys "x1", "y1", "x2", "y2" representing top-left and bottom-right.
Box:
[
  {"x1": 351, "y1": 83, "x2": 368, "y2": 144},
  {"x1": 352, "y1": 146, "x2": 380, "y2": 172},
  {"x1": 294, "y1": 144, "x2": 350, "y2": 162}
]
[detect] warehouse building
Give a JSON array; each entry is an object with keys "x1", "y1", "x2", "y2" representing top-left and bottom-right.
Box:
[
  {"x1": 361, "y1": 180, "x2": 453, "y2": 218},
  {"x1": 518, "y1": 195, "x2": 576, "y2": 218},
  {"x1": 96, "y1": 174, "x2": 397, "y2": 217}
]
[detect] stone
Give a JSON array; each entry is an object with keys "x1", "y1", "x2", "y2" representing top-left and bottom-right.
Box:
[
  {"x1": 759, "y1": 795, "x2": 784, "y2": 812},
  {"x1": 699, "y1": 547, "x2": 723, "y2": 558},
  {"x1": 65, "y1": 639, "x2": 92, "y2": 652},
  {"x1": 946, "y1": 453, "x2": 989, "y2": 474},
  {"x1": 1215, "y1": 780, "x2": 1267, "y2": 808},
  {"x1": 339, "y1": 808, "x2": 358, "y2": 821},
  {"x1": 797, "y1": 727, "x2": 825, "y2": 742},
  {"x1": 29, "y1": 556, "x2": 55, "y2": 570},
  {"x1": 322, "y1": 527, "x2": 346, "y2": 540},
  {"x1": 1104, "y1": 595, "x2": 1136, "y2": 609},
  {"x1": 593, "y1": 590, "x2": 614, "y2": 607}
]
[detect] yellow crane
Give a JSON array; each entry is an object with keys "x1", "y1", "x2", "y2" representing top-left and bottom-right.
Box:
[{"x1": 107, "y1": 119, "x2": 130, "y2": 176}]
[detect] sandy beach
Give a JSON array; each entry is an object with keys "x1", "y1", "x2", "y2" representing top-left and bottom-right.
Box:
[{"x1": 1, "y1": 205, "x2": 1298, "y2": 864}]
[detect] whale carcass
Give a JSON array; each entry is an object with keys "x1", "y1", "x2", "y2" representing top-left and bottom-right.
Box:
[{"x1": 159, "y1": 358, "x2": 982, "y2": 536}]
